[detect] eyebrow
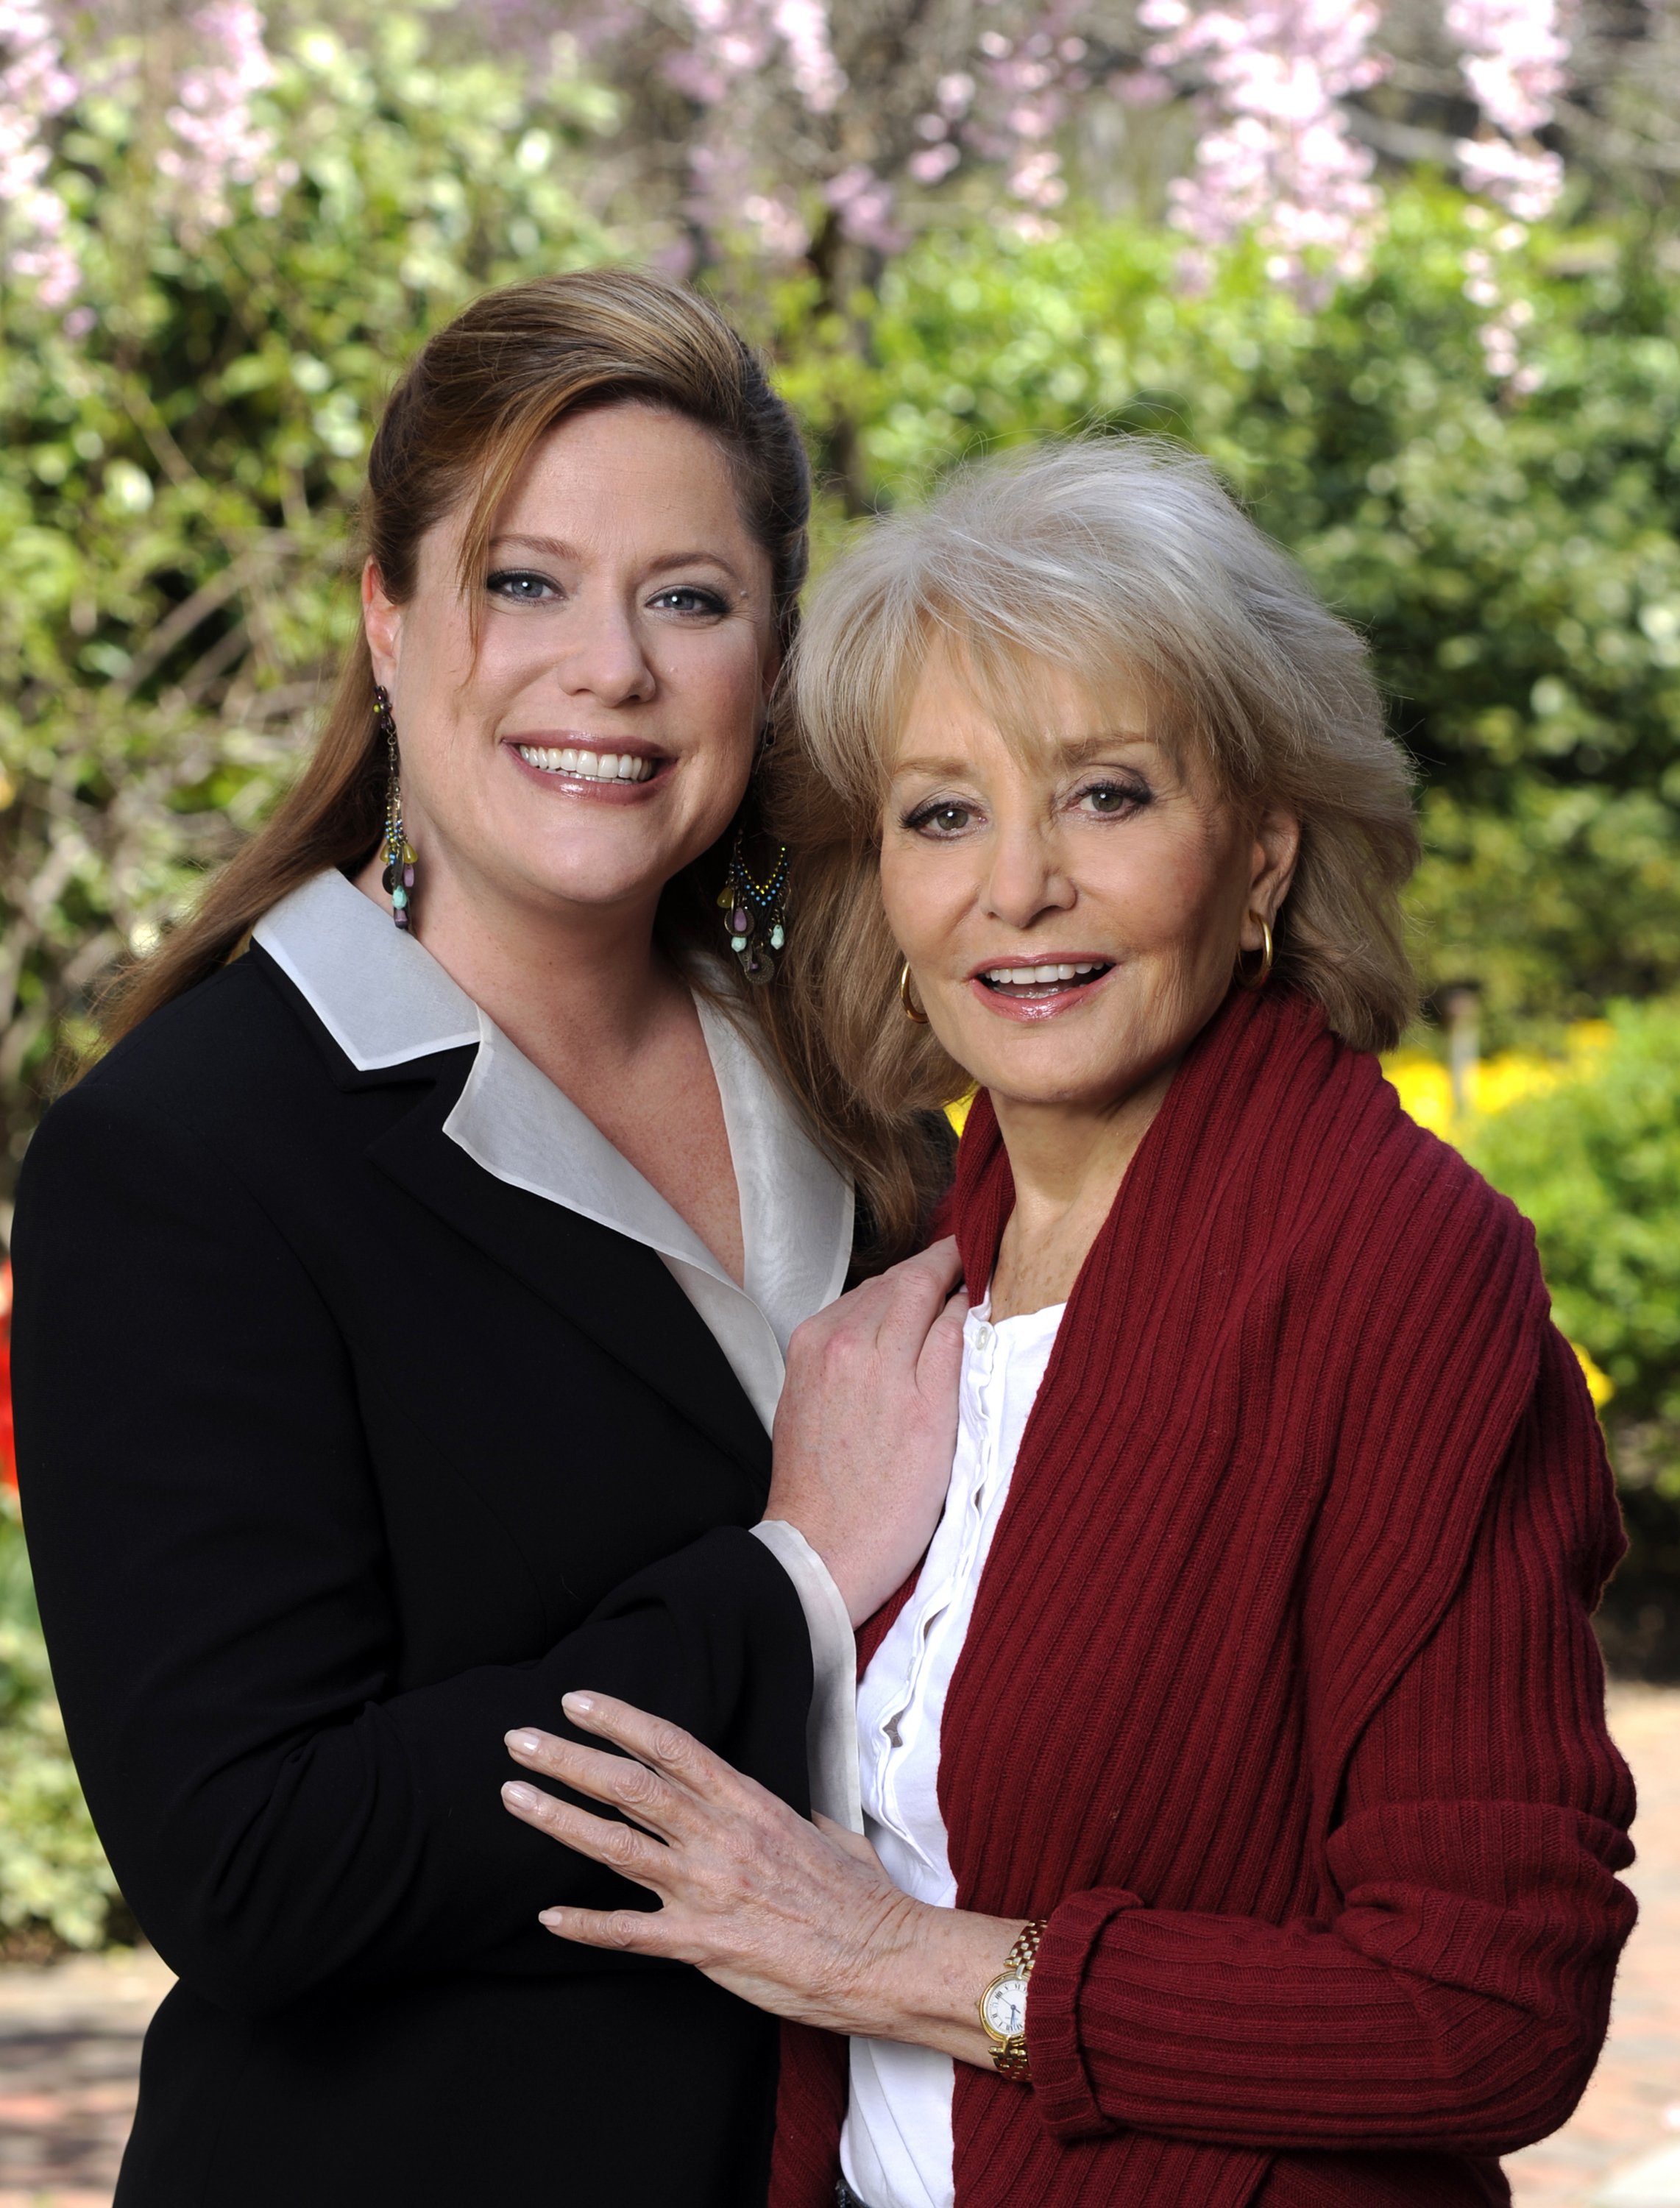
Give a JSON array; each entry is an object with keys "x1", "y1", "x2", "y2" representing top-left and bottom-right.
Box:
[
  {"x1": 488, "y1": 533, "x2": 747, "y2": 584},
  {"x1": 892, "y1": 730, "x2": 1158, "y2": 778}
]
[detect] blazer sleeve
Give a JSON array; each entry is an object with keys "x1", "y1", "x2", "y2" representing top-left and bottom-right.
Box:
[
  {"x1": 1026, "y1": 1324, "x2": 1637, "y2": 2157},
  {"x1": 10, "y1": 1079, "x2": 813, "y2": 2020}
]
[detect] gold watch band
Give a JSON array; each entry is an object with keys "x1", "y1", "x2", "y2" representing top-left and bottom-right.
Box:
[{"x1": 979, "y1": 1917, "x2": 1049, "y2": 2082}]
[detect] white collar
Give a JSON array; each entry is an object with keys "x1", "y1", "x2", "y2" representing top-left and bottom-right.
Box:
[{"x1": 253, "y1": 869, "x2": 852, "y2": 1429}]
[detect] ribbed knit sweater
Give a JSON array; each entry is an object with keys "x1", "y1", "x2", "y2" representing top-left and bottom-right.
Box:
[{"x1": 771, "y1": 986, "x2": 1637, "y2": 2208}]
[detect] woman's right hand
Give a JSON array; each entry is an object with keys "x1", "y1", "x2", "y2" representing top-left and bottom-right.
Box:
[{"x1": 767, "y1": 1236, "x2": 967, "y2": 1627}]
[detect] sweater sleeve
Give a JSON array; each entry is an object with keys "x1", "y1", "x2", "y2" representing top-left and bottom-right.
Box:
[
  {"x1": 11, "y1": 1079, "x2": 813, "y2": 2021},
  {"x1": 1027, "y1": 1325, "x2": 1637, "y2": 2157}
]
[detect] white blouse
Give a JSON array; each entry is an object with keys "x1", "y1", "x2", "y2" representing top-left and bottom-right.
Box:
[
  {"x1": 252, "y1": 870, "x2": 860, "y2": 1816},
  {"x1": 841, "y1": 1295, "x2": 1066, "y2": 2208}
]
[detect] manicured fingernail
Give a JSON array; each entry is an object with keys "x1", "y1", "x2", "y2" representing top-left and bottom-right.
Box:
[
  {"x1": 506, "y1": 1730, "x2": 542, "y2": 1756},
  {"x1": 503, "y1": 1781, "x2": 540, "y2": 1811},
  {"x1": 539, "y1": 1908, "x2": 565, "y2": 1927},
  {"x1": 562, "y1": 1692, "x2": 596, "y2": 1716}
]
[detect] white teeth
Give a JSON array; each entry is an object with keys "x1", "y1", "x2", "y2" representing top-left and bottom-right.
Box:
[
  {"x1": 517, "y1": 745, "x2": 654, "y2": 783},
  {"x1": 983, "y1": 961, "x2": 1107, "y2": 987}
]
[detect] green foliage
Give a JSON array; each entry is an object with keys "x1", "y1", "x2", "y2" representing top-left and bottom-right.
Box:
[
  {"x1": 1461, "y1": 1002, "x2": 1680, "y2": 1673},
  {"x1": 1464, "y1": 999, "x2": 1680, "y2": 1471},
  {"x1": 0, "y1": 4, "x2": 617, "y2": 1183},
  {"x1": 0, "y1": 1499, "x2": 118, "y2": 1947},
  {"x1": 778, "y1": 186, "x2": 1680, "y2": 1041}
]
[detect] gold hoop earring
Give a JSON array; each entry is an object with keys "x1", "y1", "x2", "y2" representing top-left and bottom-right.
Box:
[
  {"x1": 1236, "y1": 913, "x2": 1275, "y2": 990},
  {"x1": 899, "y1": 960, "x2": 929, "y2": 1024}
]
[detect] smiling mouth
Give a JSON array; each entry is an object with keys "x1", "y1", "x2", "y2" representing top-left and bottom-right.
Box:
[
  {"x1": 514, "y1": 743, "x2": 661, "y2": 785},
  {"x1": 977, "y1": 960, "x2": 1114, "y2": 1001}
]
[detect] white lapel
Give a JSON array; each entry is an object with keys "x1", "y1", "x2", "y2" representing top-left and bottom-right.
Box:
[{"x1": 255, "y1": 871, "x2": 854, "y2": 1432}]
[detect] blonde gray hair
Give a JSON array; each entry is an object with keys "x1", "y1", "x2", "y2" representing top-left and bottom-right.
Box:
[{"x1": 760, "y1": 438, "x2": 1419, "y2": 1257}]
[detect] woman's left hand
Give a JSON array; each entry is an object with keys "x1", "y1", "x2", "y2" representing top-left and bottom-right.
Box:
[{"x1": 501, "y1": 1692, "x2": 1014, "y2": 2056}]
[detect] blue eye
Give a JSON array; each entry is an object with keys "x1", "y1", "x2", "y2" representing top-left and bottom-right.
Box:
[
  {"x1": 649, "y1": 587, "x2": 728, "y2": 615},
  {"x1": 487, "y1": 570, "x2": 556, "y2": 603}
]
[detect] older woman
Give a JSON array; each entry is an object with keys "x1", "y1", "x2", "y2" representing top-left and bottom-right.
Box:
[
  {"x1": 9, "y1": 269, "x2": 963, "y2": 2208},
  {"x1": 501, "y1": 440, "x2": 1637, "y2": 2208}
]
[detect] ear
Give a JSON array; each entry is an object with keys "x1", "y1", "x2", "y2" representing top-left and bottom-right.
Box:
[
  {"x1": 362, "y1": 560, "x2": 403, "y2": 689},
  {"x1": 1244, "y1": 806, "x2": 1301, "y2": 947}
]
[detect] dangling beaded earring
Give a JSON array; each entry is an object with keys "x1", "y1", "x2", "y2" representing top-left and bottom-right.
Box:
[
  {"x1": 375, "y1": 686, "x2": 417, "y2": 932},
  {"x1": 717, "y1": 826, "x2": 790, "y2": 986}
]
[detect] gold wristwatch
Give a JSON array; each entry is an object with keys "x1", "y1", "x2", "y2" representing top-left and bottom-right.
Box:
[{"x1": 978, "y1": 1919, "x2": 1048, "y2": 2081}]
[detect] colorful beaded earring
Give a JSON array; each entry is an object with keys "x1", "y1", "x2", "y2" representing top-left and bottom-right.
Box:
[
  {"x1": 375, "y1": 686, "x2": 417, "y2": 931},
  {"x1": 717, "y1": 827, "x2": 790, "y2": 986}
]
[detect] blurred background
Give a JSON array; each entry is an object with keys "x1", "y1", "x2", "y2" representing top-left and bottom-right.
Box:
[{"x1": 3, "y1": 0, "x2": 1680, "y2": 2198}]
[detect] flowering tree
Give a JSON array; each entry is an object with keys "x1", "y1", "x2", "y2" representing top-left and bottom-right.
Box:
[
  {"x1": 3, "y1": 1, "x2": 1588, "y2": 325},
  {"x1": 1134, "y1": 0, "x2": 1387, "y2": 302},
  {"x1": 0, "y1": 0, "x2": 77, "y2": 309}
]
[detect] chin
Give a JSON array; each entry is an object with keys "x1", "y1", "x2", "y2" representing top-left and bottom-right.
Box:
[
  {"x1": 953, "y1": 1055, "x2": 1102, "y2": 1111},
  {"x1": 514, "y1": 824, "x2": 691, "y2": 903}
]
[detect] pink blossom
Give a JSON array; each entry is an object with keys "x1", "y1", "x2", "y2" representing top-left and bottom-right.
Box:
[
  {"x1": 825, "y1": 162, "x2": 903, "y2": 252},
  {"x1": 1446, "y1": 0, "x2": 1567, "y2": 137},
  {"x1": 1, "y1": 0, "x2": 81, "y2": 306},
  {"x1": 741, "y1": 190, "x2": 809, "y2": 256},
  {"x1": 1112, "y1": 67, "x2": 1173, "y2": 105},
  {"x1": 1146, "y1": 0, "x2": 1384, "y2": 302},
  {"x1": 965, "y1": 0, "x2": 1088, "y2": 224},
  {"x1": 909, "y1": 143, "x2": 961, "y2": 183},
  {"x1": 665, "y1": 0, "x2": 850, "y2": 248},
  {"x1": 770, "y1": 0, "x2": 844, "y2": 112},
  {"x1": 1445, "y1": 0, "x2": 1567, "y2": 221},
  {"x1": 1009, "y1": 147, "x2": 1066, "y2": 208},
  {"x1": 670, "y1": 0, "x2": 841, "y2": 110},
  {"x1": 1457, "y1": 134, "x2": 1563, "y2": 222},
  {"x1": 159, "y1": 1, "x2": 294, "y2": 238}
]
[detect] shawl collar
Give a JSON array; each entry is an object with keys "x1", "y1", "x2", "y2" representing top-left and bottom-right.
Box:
[{"x1": 943, "y1": 985, "x2": 1547, "y2": 1854}]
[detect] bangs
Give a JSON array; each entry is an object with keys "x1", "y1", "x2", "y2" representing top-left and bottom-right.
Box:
[{"x1": 899, "y1": 610, "x2": 1186, "y2": 781}]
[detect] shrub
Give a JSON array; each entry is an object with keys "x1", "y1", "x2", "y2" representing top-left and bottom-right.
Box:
[
  {"x1": 1462, "y1": 999, "x2": 1680, "y2": 1674},
  {"x1": 0, "y1": 1497, "x2": 119, "y2": 1947}
]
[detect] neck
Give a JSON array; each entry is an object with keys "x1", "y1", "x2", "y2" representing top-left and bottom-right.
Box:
[
  {"x1": 353, "y1": 846, "x2": 681, "y2": 1080},
  {"x1": 988, "y1": 1064, "x2": 1177, "y2": 1320}
]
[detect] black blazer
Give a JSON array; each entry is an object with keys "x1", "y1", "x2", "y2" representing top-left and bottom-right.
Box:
[{"x1": 10, "y1": 944, "x2": 814, "y2": 2207}]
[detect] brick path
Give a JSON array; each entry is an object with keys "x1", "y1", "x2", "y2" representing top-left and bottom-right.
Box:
[
  {"x1": 0, "y1": 1947, "x2": 171, "y2": 2208},
  {"x1": 1507, "y1": 1685, "x2": 1680, "y2": 2206},
  {"x1": 1, "y1": 1687, "x2": 1676, "y2": 2207}
]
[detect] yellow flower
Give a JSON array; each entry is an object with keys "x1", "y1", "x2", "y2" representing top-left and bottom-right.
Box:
[
  {"x1": 945, "y1": 1090, "x2": 976, "y2": 1138},
  {"x1": 1571, "y1": 1342, "x2": 1615, "y2": 1409},
  {"x1": 1385, "y1": 1021, "x2": 1612, "y2": 1139},
  {"x1": 1385, "y1": 1054, "x2": 1455, "y2": 1134}
]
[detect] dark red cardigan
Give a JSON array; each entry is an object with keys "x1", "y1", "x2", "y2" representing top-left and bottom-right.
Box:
[{"x1": 772, "y1": 986, "x2": 1636, "y2": 2208}]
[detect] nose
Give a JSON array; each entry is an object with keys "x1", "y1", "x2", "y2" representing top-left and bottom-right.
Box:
[
  {"x1": 980, "y1": 814, "x2": 1076, "y2": 931},
  {"x1": 555, "y1": 592, "x2": 656, "y2": 708}
]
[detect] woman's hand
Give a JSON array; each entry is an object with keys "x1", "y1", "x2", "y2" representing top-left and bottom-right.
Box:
[
  {"x1": 768, "y1": 1236, "x2": 967, "y2": 1625},
  {"x1": 501, "y1": 1693, "x2": 1016, "y2": 2060}
]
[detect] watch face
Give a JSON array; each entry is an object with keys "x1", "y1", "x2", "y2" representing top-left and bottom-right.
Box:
[{"x1": 982, "y1": 1973, "x2": 1029, "y2": 2039}]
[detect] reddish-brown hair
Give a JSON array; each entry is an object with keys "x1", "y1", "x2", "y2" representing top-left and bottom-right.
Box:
[{"x1": 102, "y1": 266, "x2": 812, "y2": 1046}]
